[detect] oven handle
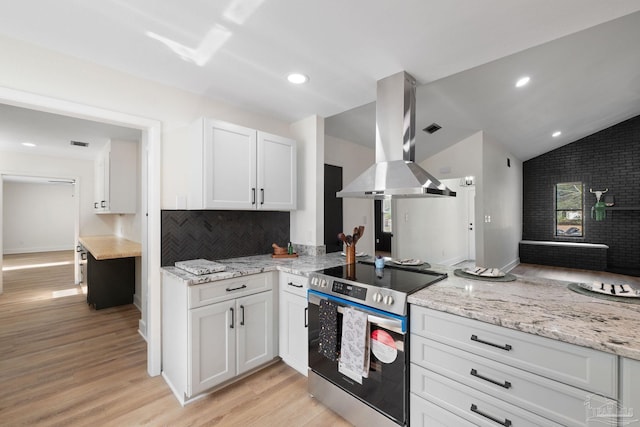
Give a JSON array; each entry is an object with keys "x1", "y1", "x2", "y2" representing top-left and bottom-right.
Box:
[{"x1": 308, "y1": 291, "x2": 406, "y2": 334}]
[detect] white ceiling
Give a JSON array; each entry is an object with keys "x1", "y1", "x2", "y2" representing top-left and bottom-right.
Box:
[
  {"x1": 0, "y1": 1, "x2": 639, "y2": 161},
  {"x1": 0, "y1": 104, "x2": 141, "y2": 160}
]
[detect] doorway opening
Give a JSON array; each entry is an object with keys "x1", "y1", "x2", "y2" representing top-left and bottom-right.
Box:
[
  {"x1": 374, "y1": 199, "x2": 392, "y2": 257},
  {"x1": 323, "y1": 164, "x2": 343, "y2": 253},
  {"x1": 0, "y1": 86, "x2": 161, "y2": 376}
]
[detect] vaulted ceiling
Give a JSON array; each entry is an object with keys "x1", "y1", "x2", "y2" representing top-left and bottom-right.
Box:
[{"x1": 0, "y1": 1, "x2": 639, "y2": 161}]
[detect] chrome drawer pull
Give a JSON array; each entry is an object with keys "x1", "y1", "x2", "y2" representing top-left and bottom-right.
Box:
[
  {"x1": 226, "y1": 284, "x2": 247, "y2": 292},
  {"x1": 230, "y1": 307, "x2": 234, "y2": 329},
  {"x1": 288, "y1": 282, "x2": 304, "y2": 288},
  {"x1": 471, "y1": 334, "x2": 512, "y2": 351},
  {"x1": 470, "y1": 368, "x2": 512, "y2": 389},
  {"x1": 470, "y1": 404, "x2": 512, "y2": 427}
]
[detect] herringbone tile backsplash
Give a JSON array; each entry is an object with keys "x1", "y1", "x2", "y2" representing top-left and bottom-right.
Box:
[{"x1": 161, "y1": 210, "x2": 290, "y2": 266}]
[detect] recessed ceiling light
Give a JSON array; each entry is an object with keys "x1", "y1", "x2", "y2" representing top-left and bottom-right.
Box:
[
  {"x1": 515, "y1": 76, "x2": 530, "y2": 88},
  {"x1": 552, "y1": 131, "x2": 562, "y2": 138},
  {"x1": 22, "y1": 142, "x2": 36, "y2": 147},
  {"x1": 287, "y1": 73, "x2": 309, "y2": 84}
]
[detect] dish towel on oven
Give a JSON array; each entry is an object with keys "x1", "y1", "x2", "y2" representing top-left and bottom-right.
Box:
[
  {"x1": 318, "y1": 299, "x2": 338, "y2": 361},
  {"x1": 339, "y1": 307, "x2": 370, "y2": 382}
]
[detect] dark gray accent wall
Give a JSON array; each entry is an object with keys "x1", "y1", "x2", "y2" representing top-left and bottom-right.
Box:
[
  {"x1": 161, "y1": 210, "x2": 290, "y2": 266},
  {"x1": 522, "y1": 114, "x2": 640, "y2": 275}
]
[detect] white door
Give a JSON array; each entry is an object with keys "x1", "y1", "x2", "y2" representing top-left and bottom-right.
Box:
[
  {"x1": 467, "y1": 187, "x2": 476, "y2": 261},
  {"x1": 257, "y1": 132, "x2": 296, "y2": 210},
  {"x1": 203, "y1": 120, "x2": 257, "y2": 209},
  {"x1": 279, "y1": 291, "x2": 308, "y2": 375},
  {"x1": 188, "y1": 299, "x2": 236, "y2": 397},
  {"x1": 236, "y1": 291, "x2": 274, "y2": 374}
]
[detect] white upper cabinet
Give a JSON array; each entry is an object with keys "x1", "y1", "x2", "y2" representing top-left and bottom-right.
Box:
[
  {"x1": 189, "y1": 118, "x2": 296, "y2": 210},
  {"x1": 94, "y1": 139, "x2": 137, "y2": 214}
]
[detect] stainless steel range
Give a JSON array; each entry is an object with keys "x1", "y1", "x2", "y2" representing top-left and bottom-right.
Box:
[{"x1": 307, "y1": 262, "x2": 447, "y2": 427}]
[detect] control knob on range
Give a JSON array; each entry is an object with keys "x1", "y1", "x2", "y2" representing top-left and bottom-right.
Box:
[
  {"x1": 383, "y1": 295, "x2": 394, "y2": 305},
  {"x1": 372, "y1": 292, "x2": 383, "y2": 303},
  {"x1": 319, "y1": 278, "x2": 328, "y2": 288}
]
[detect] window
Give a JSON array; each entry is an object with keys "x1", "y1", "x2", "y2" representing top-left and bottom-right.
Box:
[
  {"x1": 382, "y1": 199, "x2": 392, "y2": 233},
  {"x1": 556, "y1": 182, "x2": 583, "y2": 237}
]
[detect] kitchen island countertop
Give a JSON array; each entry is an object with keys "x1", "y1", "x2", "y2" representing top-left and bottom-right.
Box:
[
  {"x1": 162, "y1": 254, "x2": 640, "y2": 361},
  {"x1": 408, "y1": 266, "x2": 640, "y2": 361},
  {"x1": 161, "y1": 252, "x2": 347, "y2": 285},
  {"x1": 79, "y1": 235, "x2": 142, "y2": 260}
]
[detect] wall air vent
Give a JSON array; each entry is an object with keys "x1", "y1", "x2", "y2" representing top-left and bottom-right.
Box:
[
  {"x1": 423, "y1": 123, "x2": 442, "y2": 134},
  {"x1": 70, "y1": 140, "x2": 89, "y2": 147}
]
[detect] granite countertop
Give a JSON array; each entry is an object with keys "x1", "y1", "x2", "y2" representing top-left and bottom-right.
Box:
[
  {"x1": 79, "y1": 235, "x2": 142, "y2": 260},
  {"x1": 408, "y1": 266, "x2": 640, "y2": 361},
  {"x1": 161, "y1": 252, "x2": 347, "y2": 285},
  {"x1": 162, "y1": 253, "x2": 640, "y2": 361}
]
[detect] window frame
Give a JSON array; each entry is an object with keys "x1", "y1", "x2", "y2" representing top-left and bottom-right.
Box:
[{"x1": 555, "y1": 181, "x2": 584, "y2": 238}]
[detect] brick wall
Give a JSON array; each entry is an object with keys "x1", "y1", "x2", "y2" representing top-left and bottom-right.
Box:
[{"x1": 522, "y1": 114, "x2": 640, "y2": 275}]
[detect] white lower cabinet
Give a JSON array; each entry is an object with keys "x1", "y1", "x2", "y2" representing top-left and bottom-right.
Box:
[
  {"x1": 410, "y1": 306, "x2": 618, "y2": 427},
  {"x1": 621, "y1": 357, "x2": 640, "y2": 423},
  {"x1": 162, "y1": 271, "x2": 276, "y2": 404},
  {"x1": 278, "y1": 272, "x2": 308, "y2": 375}
]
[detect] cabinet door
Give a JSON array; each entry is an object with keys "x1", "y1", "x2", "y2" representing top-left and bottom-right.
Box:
[
  {"x1": 236, "y1": 291, "x2": 274, "y2": 375},
  {"x1": 203, "y1": 120, "x2": 257, "y2": 209},
  {"x1": 278, "y1": 291, "x2": 308, "y2": 375},
  {"x1": 94, "y1": 148, "x2": 106, "y2": 211},
  {"x1": 257, "y1": 132, "x2": 296, "y2": 210},
  {"x1": 188, "y1": 299, "x2": 236, "y2": 397}
]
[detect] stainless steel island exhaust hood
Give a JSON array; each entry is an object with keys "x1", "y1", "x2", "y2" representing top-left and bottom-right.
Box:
[{"x1": 336, "y1": 71, "x2": 456, "y2": 199}]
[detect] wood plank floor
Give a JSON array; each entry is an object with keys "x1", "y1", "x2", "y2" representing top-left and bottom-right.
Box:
[
  {"x1": 3, "y1": 252, "x2": 638, "y2": 426},
  {"x1": 0, "y1": 251, "x2": 350, "y2": 427}
]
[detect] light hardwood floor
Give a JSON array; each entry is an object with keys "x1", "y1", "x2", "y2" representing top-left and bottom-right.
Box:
[{"x1": 0, "y1": 251, "x2": 350, "y2": 427}]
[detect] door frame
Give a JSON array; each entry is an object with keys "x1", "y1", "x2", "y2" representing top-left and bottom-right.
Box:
[{"x1": 0, "y1": 86, "x2": 162, "y2": 377}]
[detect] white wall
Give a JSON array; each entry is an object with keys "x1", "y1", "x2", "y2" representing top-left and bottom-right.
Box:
[
  {"x1": 0, "y1": 151, "x2": 116, "y2": 238},
  {"x1": 324, "y1": 135, "x2": 375, "y2": 254},
  {"x1": 481, "y1": 134, "x2": 522, "y2": 271},
  {"x1": 395, "y1": 179, "x2": 470, "y2": 265},
  {"x1": 290, "y1": 115, "x2": 324, "y2": 247},
  {"x1": 0, "y1": 34, "x2": 293, "y2": 210},
  {"x1": 3, "y1": 181, "x2": 75, "y2": 253}
]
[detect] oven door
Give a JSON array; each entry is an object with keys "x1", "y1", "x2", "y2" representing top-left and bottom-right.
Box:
[{"x1": 308, "y1": 290, "x2": 408, "y2": 426}]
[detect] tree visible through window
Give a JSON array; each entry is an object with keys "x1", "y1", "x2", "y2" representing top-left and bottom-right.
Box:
[{"x1": 556, "y1": 182, "x2": 583, "y2": 237}]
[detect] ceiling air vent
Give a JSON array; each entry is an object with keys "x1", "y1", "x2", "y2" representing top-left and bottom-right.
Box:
[
  {"x1": 423, "y1": 123, "x2": 442, "y2": 134},
  {"x1": 70, "y1": 140, "x2": 89, "y2": 147}
]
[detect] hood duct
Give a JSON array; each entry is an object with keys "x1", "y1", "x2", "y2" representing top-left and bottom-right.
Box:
[{"x1": 336, "y1": 71, "x2": 456, "y2": 199}]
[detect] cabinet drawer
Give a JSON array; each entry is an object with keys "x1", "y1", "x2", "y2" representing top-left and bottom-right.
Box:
[
  {"x1": 189, "y1": 273, "x2": 273, "y2": 308},
  {"x1": 279, "y1": 272, "x2": 308, "y2": 298},
  {"x1": 411, "y1": 306, "x2": 617, "y2": 398},
  {"x1": 411, "y1": 363, "x2": 564, "y2": 427},
  {"x1": 411, "y1": 335, "x2": 617, "y2": 426},
  {"x1": 410, "y1": 393, "x2": 476, "y2": 427}
]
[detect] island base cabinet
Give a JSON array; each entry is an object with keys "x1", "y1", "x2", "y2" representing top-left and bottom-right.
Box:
[
  {"x1": 162, "y1": 271, "x2": 276, "y2": 405},
  {"x1": 189, "y1": 300, "x2": 236, "y2": 396},
  {"x1": 621, "y1": 357, "x2": 640, "y2": 423},
  {"x1": 278, "y1": 272, "x2": 308, "y2": 375},
  {"x1": 86, "y1": 252, "x2": 134, "y2": 309},
  {"x1": 410, "y1": 393, "x2": 476, "y2": 427}
]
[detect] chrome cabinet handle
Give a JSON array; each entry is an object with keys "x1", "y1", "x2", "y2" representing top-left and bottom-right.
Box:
[
  {"x1": 240, "y1": 305, "x2": 245, "y2": 326},
  {"x1": 288, "y1": 282, "x2": 303, "y2": 288},
  {"x1": 94, "y1": 202, "x2": 98, "y2": 209},
  {"x1": 471, "y1": 334, "x2": 512, "y2": 351},
  {"x1": 304, "y1": 307, "x2": 308, "y2": 328},
  {"x1": 252, "y1": 188, "x2": 256, "y2": 205},
  {"x1": 230, "y1": 307, "x2": 234, "y2": 329},
  {"x1": 470, "y1": 404, "x2": 512, "y2": 426},
  {"x1": 226, "y1": 284, "x2": 247, "y2": 292},
  {"x1": 260, "y1": 188, "x2": 264, "y2": 205},
  {"x1": 470, "y1": 368, "x2": 512, "y2": 389},
  {"x1": 101, "y1": 200, "x2": 106, "y2": 208}
]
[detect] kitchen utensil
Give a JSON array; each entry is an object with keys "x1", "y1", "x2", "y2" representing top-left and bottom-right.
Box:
[
  {"x1": 346, "y1": 235, "x2": 353, "y2": 246},
  {"x1": 338, "y1": 232, "x2": 347, "y2": 246}
]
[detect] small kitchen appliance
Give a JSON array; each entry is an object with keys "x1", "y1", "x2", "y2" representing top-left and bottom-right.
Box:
[{"x1": 307, "y1": 262, "x2": 447, "y2": 426}]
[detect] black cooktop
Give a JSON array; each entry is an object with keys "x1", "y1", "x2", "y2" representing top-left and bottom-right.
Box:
[{"x1": 317, "y1": 263, "x2": 447, "y2": 295}]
